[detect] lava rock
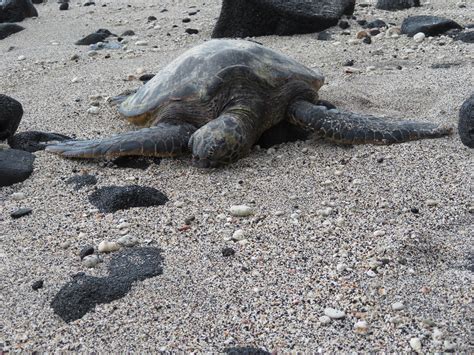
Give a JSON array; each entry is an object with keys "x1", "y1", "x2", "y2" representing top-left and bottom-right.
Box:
[
  {"x1": 0, "y1": 94, "x2": 23, "y2": 140},
  {"x1": 138, "y1": 73, "x2": 155, "y2": 82},
  {"x1": 88, "y1": 185, "x2": 168, "y2": 213},
  {"x1": 453, "y1": 30, "x2": 474, "y2": 44},
  {"x1": 458, "y1": 93, "x2": 474, "y2": 148},
  {"x1": 112, "y1": 156, "x2": 161, "y2": 170},
  {"x1": 121, "y1": 29, "x2": 135, "y2": 36},
  {"x1": 66, "y1": 173, "x2": 98, "y2": 190},
  {"x1": 51, "y1": 247, "x2": 163, "y2": 322},
  {"x1": 8, "y1": 131, "x2": 71, "y2": 152},
  {"x1": 222, "y1": 247, "x2": 235, "y2": 257},
  {"x1": 376, "y1": 0, "x2": 420, "y2": 11},
  {"x1": 212, "y1": 0, "x2": 355, "y2": 38},
  {"x1": 401, "y1": 15, "x2": 462, "y2": 37},
  {"x1": 79, "y1": 246, "x2": 94, "y2": 260},
  {"x1": 225, "y1": 347, "x2": 271, "y2": 355},
  {"x1": 32, "y1": 280, "x2": 44, "y2": 290},
  {"x1": 0, "y1": 149, "x2": 35, "y2": 187},
  {"x1": 0, "y1": 23, "x2": 24, "y2": 39},
  {"x1": 338, "y1": 20, "x2": 350, "y2": 29},
  {"x1": 185, "y1": 28, "x2": 199, "y2": 35},
  {"x1": 364, "y1": 19, "x2": 387, "y2": 29},
  {"x1": 59, "y1": 2, "x2": 68, "y2": 10},
  {"x1": 10, "y1": 207, "x2": 32, "y2": 218},
  {"x1": 75, "y1": 28, "x2": 115, "y2": 45},
  {"x1": 0, "y1": 0, "x2": 38, "y2": 23}
]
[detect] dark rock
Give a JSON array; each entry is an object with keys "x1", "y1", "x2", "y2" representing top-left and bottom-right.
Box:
[
  {"x1": 364, "y1": 19, "x2": 387, "y2": 29},
  {"x1": 59, "y1": 2, "x2": 68, "y2": 10},
  {"x1": 222, "y1": 247, "x2": 235, "y2": 257},
  {"x1": 343, "y1": 59, "x2": 355, "y2": 66},
  {"x1": 401, "y1": 15, "x2": 462, "y2": 37},
  {"x1": 257, "y1": 121, "x2": 310, "y2": 149},
  {"x1": 317, "y1": 30, "x2": 332, "y2": 41},
  {"x1": 75, "y1": 28, "x2": 115, "y2": 45},
  {"x1": 10, "y1": 207, "x2": 32, "y2": 218},
  {"x1": 0, "y1": 149, "x2": 35, "y2": 187},
  {"x1": 182, "y1": 17, "x2": 191, "y2": 23},
  {"x1": 225, "y1": 347, "x2": 271, "y2": 355},
  {"x1": 32, "y1": 280, "x2": 44, "y2": 290},
  {"x1": 369, "y1": 29, "x2": 380, "y2": 36},
  {"x1": 430, "y1": 62, "x2": 461, "y2": 69},
  {"x1": 212, "y1": 0, "x2": 355, "y2": 38},
  {"x1": 88, "y1": 185, "x2": 168, "y2": 213},
  {"x1": 31, "y1": 0, "x2": 43, "y2": 3},
  {"x1": 79, "y1": 246, "x2": 94, "y2": 260},
  {"x1": 147, "y1": 15, "x2": 156, "y2": 22},
  {"x1": 0, "y1": 0, "x2": 38, "y2": 23},
  {"x1": 357, "y1": 19, "x2": 367, "y2": 26},
  {"x1": 188, "y1": 10, "x2": 197, "y2": 16},
  {"x1": 0, "y1": 23, "x2": 24, "y2": 39},
  {"x1": 458, "y1": 93, "x2": 474, "y2": 148},
  {"x1": 0, "y1": 94, "x2": 22, "y2": 140},
  {"x1": 410, "y1": 207, "x2": 419, "y2": 214},
  {"x1": 112, "y1": 156, "x2": 161, "y2": 169},
  {"x1": 121, "y1": 29, "x2": 135, "y2": 36},
  {"x1": 185, "y1": 28, "x2": 199, "y2": 35},
  {"x1": 376, "y1": 0, "x2": 420, "y2": 11},
  {"x1": 51, "y1": 247, "x2": 163, "y2": 322},
  {"x1": 363, "y1": 36, "x2": 372, "y2": 44},
  {"x1": 138, "y1": 73, "x2": 155, "y2": 82},
  {"x1": 66, "y1": 173, "x2": 97, "y2": 190},
  {"x1": 454, "y1": 30, "x2": 474, "y2": 44},
  {"x1": 83, "y1": 1, "x2": 95, "y2": 6},
  {"x1": 8, "y1": 131, "x2": 71, "y2": 152},
  {"x1": 338, "y1": 20, "x2": 350, "y2": 29}
]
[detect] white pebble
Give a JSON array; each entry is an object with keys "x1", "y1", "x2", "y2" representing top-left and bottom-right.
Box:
[
  {"x1": 60, "y1": 241, "x2": 71, "y2": 249},
  {"x1": 71, "y1": 77, "x2": 79, "y2": 83},
  {"x1": 232, "y1": 229, "x2": 245, "y2": 241},
  {"x1": 366, "y1": 270, "x2": 377, "y2": 277},
  {"x1": 87, "y1": 50, "x2": 98, "y2": 57},
  {"x1": 413, "y1": 32, "x2": 426, "y2": 43},
  {"x1": 426, "y1": 199, "x2": 439, "y2": 206},
  {"x1": 229, "y1": 205, "x2": 254, "y2": 217},
  {"x1": 135, "y1": 40, "x2": 149, "y2": 46},
  {"x1": 432, "y1": 328, "x2": 444, "y2": 341},
  {"x1": 373, "y1": 230, "x2": 386, "y2": 237},
  {"x1": 17, "y1": 55, "x2": 26, "y2": 61},
  {"x1": 443, "y1": 340, "x2": 456, "y2": 352},
  {"x1": 117, "y1": 234, "x2": 138, "y2": 247},
  {"x1": 409, "y1": 337, "x2": 422, "y2": 353},
  {"x1": 353, "y1": 321, "x2": 369, "y2": 334},
  {"x1": 87, "y1": 107, "x2": 100, "y2": 115},
  {"x1": 391, "y1": 301, "x2": 405, "y2": 311},
  {"x1": 174, "y1": 201, "x2": 185, "y2": 208},
  {"x1": 336, "y1": 263, "x2": 347, "y2": 272},
  {"x1": 98, "y1": 241, "x2": 121, "y2": 253},
  {"x1": 324, "y1": 308, "x2": 345, "y2": 319},
  {"x1": 11, "y1": 192, "x2": 26, "y2": 200},
  {"x1": 319, "y1": 315, "x2": 331, "y2": 324},
  {"x1": 117, "y1": 222, "x2": 131, "y2": 229},
  {"x1": 83, "y1": 255, "x2": 100, "y2": 268}
]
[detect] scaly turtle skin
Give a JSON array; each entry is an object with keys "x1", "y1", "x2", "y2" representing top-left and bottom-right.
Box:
[{"x1": 46, "y1": 39, "x2": 452, "y2": 167}]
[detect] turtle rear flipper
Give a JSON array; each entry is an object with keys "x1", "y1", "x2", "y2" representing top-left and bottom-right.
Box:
[
  {"x1": 45, "y1": 122, "x2": 197, "y2": 159},
  {"x1": 289, "y1": 101, "x2": 453, "y2": 145}
]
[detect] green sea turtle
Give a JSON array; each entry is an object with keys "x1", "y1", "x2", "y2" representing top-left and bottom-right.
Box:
[{"x1": 46, "y1": 39, "x2": 452, "y2": 167}]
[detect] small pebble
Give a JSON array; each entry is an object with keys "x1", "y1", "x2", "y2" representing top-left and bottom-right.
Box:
[
  {"x1": 98, "y1": 241, "x2": 121, "y2": 253},
  {"x1": 414, "y1": 32, "x2": 426, "y2": 43},
  {"x1": 409, "y1": 337, "x2": 422, "y2": 353},
  {"x1": 319, "y1": 315, "x2": 331, "y2": 324},
  {"x1": 32, "y1": 280, "x2": 44, "y2": 291},
  {"x1": 18, "y1": 55, "x2": 26, "y2": 61},
  {"x1": 366, "y1": 270, "x2": 377, "y2": 277},
  {"x1": 353, "y1": 321, "x2": 369, "y2": 335},
  {"x1": 117, "y1": 234, "x2": 138, "y2": 247},
  {"x1": 61, "y1": 241, "x2": 71, "y2": 249},
  {"x1": 426, "y1": 199, "x2": 439, "y2": 206},
  {"x1": 135, "y1": 40, "x2": 149, "y2": 46},
  {"x1": 324, "y1": 307, "x2": 345, "y2": 319},
  {"x1": 222, "y1": 247, "x2": 235, "y2": 257},
  {"x1": 373, "y1": 230, "x2": 386, "y2": 237},
  {"x1": 443, "y1": 340, "x2": 456, "y2": 352},
  {"x1": 79, "y1": 246, "x2": 94, "y2": 260},
  {"x1": 391, "y1": 301, "x2": 405, "y2": 311},
  {"x1": 10, "y1": 207, "x2": 32, "y2": 219},
  {"x1": 229, "y1": 205, "x2": 254, "y2": 217},
  {"x1": 117, "y1": 222, "x2": 131, "y2": 229},
  {"x1": 82, "y1": 255, "x2": 100, "y2": 268},
  {"x1": 11, "y1": 192, "x2": 26, "y2": 200},
  {"x1": 232, "y1": 229, "x2": 245, "y2": 241}
]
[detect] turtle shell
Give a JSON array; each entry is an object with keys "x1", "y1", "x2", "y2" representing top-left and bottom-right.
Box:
[{"x1": 119, "y1": 39, "x2": 324, "y2": 121}]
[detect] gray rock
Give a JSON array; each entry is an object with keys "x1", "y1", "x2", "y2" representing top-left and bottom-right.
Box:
[
  {"x1": 0, "y1": 95, "x2": 22, "y2": 140},
  {"x1": 0, "y1": 23, "x2": 24, "y2": 39},
  {"x1": 458, "y1": 93, "x2": 474, "y2": 148},
  {"x1": 0, "y1": 149, "x2": 35, "y2": 187},
  {"x1": 0, "y1": 0, "x2": 38, "y2": 23},
  {"x1": 376, "y1": 0, "x2": 420, "y2": 11},
  {"x1": 401, "y1": 16, "x2": 462, "y2": 37}
]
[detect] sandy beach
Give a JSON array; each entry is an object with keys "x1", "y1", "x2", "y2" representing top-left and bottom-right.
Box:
[{"x1": 0, "y1": 0, "x2": 473, "y2": 352}]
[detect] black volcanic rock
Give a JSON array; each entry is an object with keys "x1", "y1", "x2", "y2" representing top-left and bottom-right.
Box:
[
  {"x1": 0, "y1": 23, "x2": 24, "y2": 39},
  {"x1": 0, "y1": 94, "x2": 23, "y2": 140},
  {"x1": 0, "y1": 149, "x2": 35, "y2": 187},
  {"x1": 376, "y1": 0, "x2": 420, "y2": 11},
  {"x1": 212, "y1": 0, "x2": 355, "y2": 38},
  {"x1": 401, "y1": 15, "x2": 462, "y2": 37},
  {"x1": 8, "y1": 131, "x2": 71, "y2": 152},
  {"x1": 458, "y1": 93, "x2": 474, "y2": 148},
  {"x1": 0, "y1": 0, "x2": 38, "y2": 23}
]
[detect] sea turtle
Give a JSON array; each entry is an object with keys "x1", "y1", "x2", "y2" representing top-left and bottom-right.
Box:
[{"x1": 46, "y1": 39, "x2": 452, "y2": 168}]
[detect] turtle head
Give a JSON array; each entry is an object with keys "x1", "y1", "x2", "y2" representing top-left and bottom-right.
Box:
[{"x1": 189, "y1": 115, "x2": 250, "y2": 168}]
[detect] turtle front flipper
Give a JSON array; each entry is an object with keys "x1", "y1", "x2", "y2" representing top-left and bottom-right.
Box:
[
  {"x1": 289, "y1": 101, "x2": 453, "y2": 145},
  {"x1": 45, "y1": 122, "x2": 197, "y2": 159}
]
